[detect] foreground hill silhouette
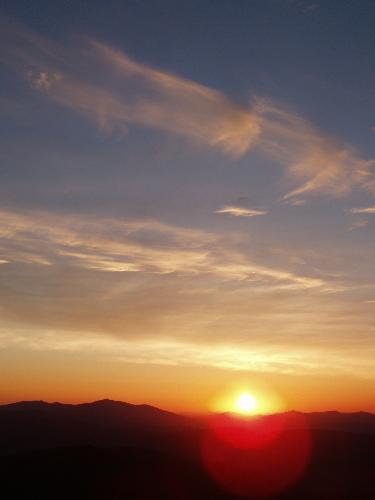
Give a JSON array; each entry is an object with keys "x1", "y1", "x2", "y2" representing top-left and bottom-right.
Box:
[{"x1": 1, "y1": 400, "x2": 374, "y2": 499}]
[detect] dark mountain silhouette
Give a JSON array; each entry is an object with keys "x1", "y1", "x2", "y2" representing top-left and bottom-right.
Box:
[
  {"x1": 299, "y1": 409, "x2": 375, "y2": 434},
  {"x1": 0, "y1": 399, "x2": 189, "y2": 454},
  {"x1": 1, "y1": 399, "x2": 375, "y2": 455},
  {"x1": 233, "y1": 409, "x2": 375, "y2": 435},
  {"x1": 1, "y1": 398, "x2": 187, "y2": 429},
  {"x1": 1, "y1": 401, "x2": 375, "y2": 499}
]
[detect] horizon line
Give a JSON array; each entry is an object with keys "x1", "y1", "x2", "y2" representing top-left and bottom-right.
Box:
[{"x1": 1, "y1": 398, "x2": 374, "y2": 417}]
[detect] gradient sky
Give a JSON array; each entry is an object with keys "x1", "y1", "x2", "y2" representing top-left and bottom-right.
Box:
[{"x1": 1, "y1": 0, "x2": 375, "y2": 413}]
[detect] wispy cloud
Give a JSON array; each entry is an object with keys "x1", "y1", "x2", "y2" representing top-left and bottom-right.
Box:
[
  {"x1": 1, "y1": 324, "x2": 374, "y2": 377},
  {"x1": 349, "y1": 206, "x2": 375, "y2": 214},
  {"x1": 285, "y1": 198, "x2": 307, "y2": 206},
  {"x1": 0, "y1": 208, "x2": 327, "y2": 290},
  {"x1": 348, "y1": 219, "x2": 368, "y2": 231},
  {"x1": 1, "y1": 19, "x2": 260, "y2": 157},
  {"x1": 0, "y1": 207, "x2": 372, "y2": 376},
  {"x1": 285, "y1": 0, "x2": 320, "y2": 15},
  {"x1": 215, "y1": 206, "x2": 268, "y2": 217},
  {"x1": 254, "y1": 99, "x2": 375, "y2": 199},
  {"x1": 90, "y1": 41, "x2": 261, "y2": 156},
  {"x1": 2, "y1": 17, "x2": 374, "y2": 199}
]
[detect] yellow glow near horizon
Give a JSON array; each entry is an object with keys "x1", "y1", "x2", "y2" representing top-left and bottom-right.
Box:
[
  {"x1": 234, "y1": 392, "x2": 257, "y2": 414},
  {"x1": 209, "y1": 380, "x2": 287, "y2": 416}
]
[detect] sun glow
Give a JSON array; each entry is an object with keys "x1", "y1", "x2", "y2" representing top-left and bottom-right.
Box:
[
  {"x1": 235, "y1": 392, "x2": 257, "y2": 414},
  {"x1": 209, "y1": 380, "x2": 286, "y2": 416}
]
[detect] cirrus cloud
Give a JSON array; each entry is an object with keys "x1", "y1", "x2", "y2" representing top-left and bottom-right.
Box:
[
  {"x1": 215, "y1": 206, "x2": 269, "y2": 217},
  {"x1": 349, "y1": 205, "x2": 375, "y2": 214},
  {"x1": 2, "y1": 17, "x2": 374, "y2": 200},
  {"x1": 0, "y1": 208, "x2": 328, "y2": 290}
]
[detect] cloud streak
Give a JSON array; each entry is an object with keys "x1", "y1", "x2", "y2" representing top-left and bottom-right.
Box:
[
  {"x1": 349, "y1": 206, "x2": 375, "y2": 214},
  {"x1": 1, "y1": 18, "x2": 260, "y2": 157},
  {"x1": 0, "y1": 208, "x2": 327, "y2": 290},
  {"x1": 2, "y1": 18, "x2": 374, "y2": 199},
  {"x1": 215, "y1": 206, "x2": 268, "y2": 217},
  {"x1": 253, "y1": 99, "x2": 375, "y2": 199},
  {"x1": 348, "y1": 219, "x2": 368, "y2": 231},
  {"x1": 1, "y1": 324, "x2": 374, "y2": 377}
]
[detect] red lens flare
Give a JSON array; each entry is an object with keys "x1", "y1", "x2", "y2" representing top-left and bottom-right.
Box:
[
  {"x1": 208, "y1": 413, "x2": 287, "y2": 450},
  {"x1": 201, "y1": 412, "x2": 311, "y2": 497}
]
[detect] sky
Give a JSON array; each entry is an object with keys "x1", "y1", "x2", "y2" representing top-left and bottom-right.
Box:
[{"x1": 0, "y1": 0, "x2": 374, "y2": 413}]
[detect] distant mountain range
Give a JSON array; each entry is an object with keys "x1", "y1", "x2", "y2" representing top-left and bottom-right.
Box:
[
  {"x1": 1, "y1": 398, "x2": 186, "y2": 428},
  {"x1": 0, "y1": 399, "x2": 190, "y2": 454},
  {"x1": 1, "y1": 400, "x2": 375, "y2": 499},
  {"x1": 0, "y1": 399, "x2": 374, "y2": 455}
]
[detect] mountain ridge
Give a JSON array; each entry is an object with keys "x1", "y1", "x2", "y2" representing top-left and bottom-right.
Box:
[{"x1": 2, "y1": 399, "x2": 374, "y2": 417}]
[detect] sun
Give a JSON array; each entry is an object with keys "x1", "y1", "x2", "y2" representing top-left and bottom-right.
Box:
[
  {"x1": 234, "y1": 392, "x2": 257, "y2": 415},
  {"x1": 209, "y1": 381, "x2": 285, "y2": 416}
]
